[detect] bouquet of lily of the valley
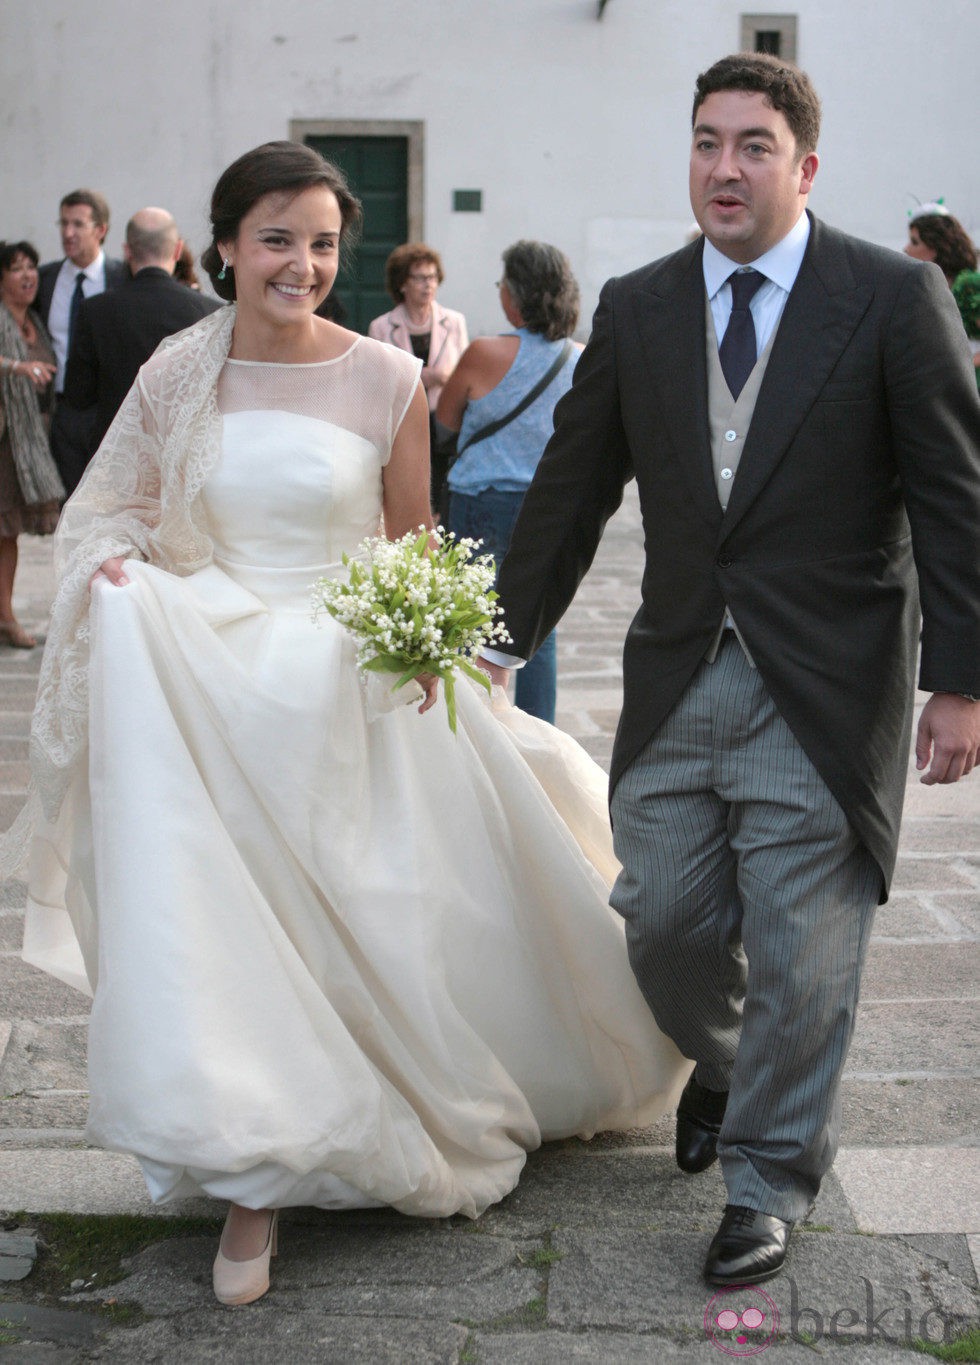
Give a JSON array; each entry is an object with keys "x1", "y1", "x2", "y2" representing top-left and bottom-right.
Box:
[{"x1": 312, "y1": 527, "x2": 512, "y2": 733}]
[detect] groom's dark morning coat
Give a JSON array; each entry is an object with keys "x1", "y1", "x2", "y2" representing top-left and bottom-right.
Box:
[{"x1": 495, "y1": 215, "x2": 980, "y2": 896}]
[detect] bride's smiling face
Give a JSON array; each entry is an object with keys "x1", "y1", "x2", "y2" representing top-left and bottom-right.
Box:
[{"x1": 220, "y1": 185, "x2": 343, "y2": 325}]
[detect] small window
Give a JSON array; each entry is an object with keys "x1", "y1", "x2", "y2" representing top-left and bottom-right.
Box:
[
  {"x1": 740, "y1": 14, "x2": 797, "y2": 61},
  {"x1": 453, "y1": 189, "x2": 483, "y2": 213}
]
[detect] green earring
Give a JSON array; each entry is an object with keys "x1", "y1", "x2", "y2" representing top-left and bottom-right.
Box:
[{"x1": 218, "y1": 259, "x2": 230, "y2": 281}]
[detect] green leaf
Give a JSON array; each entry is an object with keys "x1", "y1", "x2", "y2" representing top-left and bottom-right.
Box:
[
  {"x1": 393, "y1": 663, "x2": 424, "y2": 690},
  {"x1": 362, "y1": 655, "x2": 410, "y2": 675},
  {"x1": 459, "y1": 658, "x2": 492, "y2": 695},
  {"x1": 444, "y1": 674, "x2": 458, "y2": 734}
]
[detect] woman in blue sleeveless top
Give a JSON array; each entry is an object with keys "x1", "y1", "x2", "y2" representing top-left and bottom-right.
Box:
[{"x1": 437, "y1": 241, "x2": 581, "y2": 722}]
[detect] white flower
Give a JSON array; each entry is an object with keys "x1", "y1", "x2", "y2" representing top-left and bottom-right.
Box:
[{"x1": 311, "y1": 526, "x2": 511, "y2": 732}]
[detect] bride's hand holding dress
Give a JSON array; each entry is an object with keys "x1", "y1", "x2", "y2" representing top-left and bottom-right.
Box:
[{"x1": 90, "y1": 555, "x2": 130, "y2": 588}]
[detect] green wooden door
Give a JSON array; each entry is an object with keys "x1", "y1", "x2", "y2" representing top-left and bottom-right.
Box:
[{"x1": 304, "y1": 135, "x2": 408, "y2": 334}]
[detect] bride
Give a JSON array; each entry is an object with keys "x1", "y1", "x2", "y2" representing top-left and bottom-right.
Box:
[{"x1": 6, "y1": 142, "x2": 688, "y2": 1306}]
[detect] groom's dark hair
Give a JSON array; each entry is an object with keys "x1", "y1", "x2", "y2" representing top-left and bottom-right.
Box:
[{"x1": 693, "y1": 53, "x2": 822, "y2": 158}]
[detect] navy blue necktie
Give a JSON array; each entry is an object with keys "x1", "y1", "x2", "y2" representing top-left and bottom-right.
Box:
[
  {"x1": 68, "y1": 272, "x2": 87, "y2": 354},
  {"x1": 719, "y1": 269, "x2": 765, "y2": 399}
]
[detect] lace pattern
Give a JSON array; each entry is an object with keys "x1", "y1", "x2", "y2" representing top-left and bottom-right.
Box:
[{"x1": 0, "y1": 308, "x2": 236, "y2": 875}]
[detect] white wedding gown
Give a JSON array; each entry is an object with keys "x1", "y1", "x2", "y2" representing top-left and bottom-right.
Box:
[{"x1": 24, "y1": 345, "x2": 687, "y2": 1218}]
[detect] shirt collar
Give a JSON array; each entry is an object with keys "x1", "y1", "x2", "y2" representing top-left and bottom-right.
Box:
[
  {"x1": 702, "y1": 211, "x2": 810, "y2": 300},
  {"x1": 68, "y1": 249, "x2": 105, "y2": 284}
]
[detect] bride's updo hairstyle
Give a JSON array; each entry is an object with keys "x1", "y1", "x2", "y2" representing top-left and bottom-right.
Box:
[{"x1": 201, "y1": 141, "x2": 362, "y2": 302}]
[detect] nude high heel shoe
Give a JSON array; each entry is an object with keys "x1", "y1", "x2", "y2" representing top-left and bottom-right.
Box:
[{"x1": 212, "y1": 1208, "x2": 278, "y2": 1306}]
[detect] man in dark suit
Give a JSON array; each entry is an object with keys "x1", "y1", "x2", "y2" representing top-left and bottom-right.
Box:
[
  {"x1": 36, "y1": 190, "x2": 129, "y2": 494},
  {"x1": 64, "y1": 207, "x2": 221, "y2": 461},
  {"x1": 484, "y1": 53, "x2": 980, "y2": 1285}
]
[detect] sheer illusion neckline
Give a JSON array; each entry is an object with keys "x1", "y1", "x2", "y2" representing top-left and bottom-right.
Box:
[{"x1": 225, "y1": 338, "x2": 362, "y2": 369}]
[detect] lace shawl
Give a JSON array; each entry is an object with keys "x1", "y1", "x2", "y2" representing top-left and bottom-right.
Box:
[{"x1": 0, "y1": 304, "x2": 236, "y2": 876}]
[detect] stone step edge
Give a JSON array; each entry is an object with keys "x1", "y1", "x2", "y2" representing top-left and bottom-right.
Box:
[{"x1": 0, "y1": 1147, "x2": 976, "y2": 1234}]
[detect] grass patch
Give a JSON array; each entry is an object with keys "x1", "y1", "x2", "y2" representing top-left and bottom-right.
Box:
[
  {"x1": 98, "y1": 1300, "x2": 147, "y2": 1325},
  {"x1": 520, "y1": 1296, "x2": 546, "y2": 1325},
  {"x1": 0, "y1": 1317, "x2": 21, "y2": 1346},
  {"x1": 913, "y1": 1326, "x2": 980, "y2": 1361},
  {"x1": 4, "y1": 1212, "x2": 221, "y2": 1302},
  {"x1": 521, "y1": 1246, "x2": 563, "y2": 1270},
  {"x1": 459, "y1": 1296, "x2": 548, "y2": 1334}
]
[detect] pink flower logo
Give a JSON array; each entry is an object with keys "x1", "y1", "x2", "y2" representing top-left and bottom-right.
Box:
[{"x1": 704, "y1": 1286, "x2": 780, "y2": 1355}]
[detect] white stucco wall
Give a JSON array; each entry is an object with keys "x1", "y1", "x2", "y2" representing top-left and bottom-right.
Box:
[{"x1": 6, "y1": 0, "x2": 977, "y2": 336}]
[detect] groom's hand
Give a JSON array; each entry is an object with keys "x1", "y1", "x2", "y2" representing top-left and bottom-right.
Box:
[
  {"x1": 916, "y1": 693, "x2": 980, "y2": 784},
  {"x1": 476, "y1": 657, "x2": 510, "y2": 688}
]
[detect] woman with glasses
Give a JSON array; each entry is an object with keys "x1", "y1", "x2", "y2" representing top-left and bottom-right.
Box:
[{"x1": 369, "y1": 243, "x2": 468, "y2": 512}]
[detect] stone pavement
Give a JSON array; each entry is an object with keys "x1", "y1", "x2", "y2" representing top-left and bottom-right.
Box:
[{"x1": 1, "y1": 488, "x2": 978, "y2": 1360}]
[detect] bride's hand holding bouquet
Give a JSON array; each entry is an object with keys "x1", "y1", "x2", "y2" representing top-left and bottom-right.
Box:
[{"x1": 312, "y1": 527, "x2": 512, "y2": 732}]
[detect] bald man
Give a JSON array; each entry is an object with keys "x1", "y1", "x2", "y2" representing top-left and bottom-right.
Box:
[{"x1": 61, "y1": 208, "x2": 221, "y2": 491}]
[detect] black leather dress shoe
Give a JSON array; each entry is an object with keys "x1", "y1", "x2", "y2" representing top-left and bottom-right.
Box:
[
  {"x1": 675, "y1": 1074, "x2": 728, "y2": 1173},
  {"x1": 703, "y1": 1205, "x2": 793, "y2": 1285}
]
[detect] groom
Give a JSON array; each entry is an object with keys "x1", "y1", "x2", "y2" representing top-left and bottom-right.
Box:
[{"x1": 483, "y1": 52, "x2": 980, "y2": 1284}]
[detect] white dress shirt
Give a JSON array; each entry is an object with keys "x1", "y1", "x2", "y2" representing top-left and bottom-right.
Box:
[
  {"x1": 703, "y1": 211, "x2": 810, "y2": 350},
  {"x1": 49, "y1": 250, "x2": 108, "y2": 391}
]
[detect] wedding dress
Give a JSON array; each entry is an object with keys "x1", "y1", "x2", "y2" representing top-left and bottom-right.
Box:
[{"x1": 22, "y1": 337, "x2": 687, "y2": 1218}]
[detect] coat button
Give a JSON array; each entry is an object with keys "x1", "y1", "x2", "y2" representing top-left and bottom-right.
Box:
[
  {"x1": 717, "y1": 554, "x2": 733, "y2": 568},
  {"x1": 724, "y1": 429, "x2": 738, "y2": 442}
]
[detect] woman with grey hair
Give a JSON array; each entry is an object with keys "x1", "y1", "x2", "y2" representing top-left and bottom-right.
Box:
[{"x1": 437, "y1": 240, "x2": 581, "y2": 723}]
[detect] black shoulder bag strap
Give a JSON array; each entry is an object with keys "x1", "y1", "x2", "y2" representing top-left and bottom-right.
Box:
[{"x1": 455, "y1": 339, "x2": 574, "y2": 457}]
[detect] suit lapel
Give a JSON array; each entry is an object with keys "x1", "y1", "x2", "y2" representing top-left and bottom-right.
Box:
[
  {"x1": 106, "y1": 258, "x2": 127, "y2": 292},
  {"x1": 720, "y1": 217, "x2": 874, "y2": 537},
  {"x1": 385, "y1": 303, "x2": 412, "y2": 353},
  {"x1": 632, "y1": 243, "x2": 719, "y2": 527},
  {"x1": 37, "y1": 264, "x2": 60, "y2": 325}
]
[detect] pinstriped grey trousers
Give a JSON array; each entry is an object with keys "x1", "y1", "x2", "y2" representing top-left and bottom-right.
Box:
[{"x1": 610, "y1": 635, "x2": 880, "y2": 1221}]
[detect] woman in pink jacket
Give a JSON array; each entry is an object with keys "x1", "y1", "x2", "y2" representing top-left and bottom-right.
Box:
[{"x1": 368, "y1": 243, "x2": 467, "y2": 513}]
